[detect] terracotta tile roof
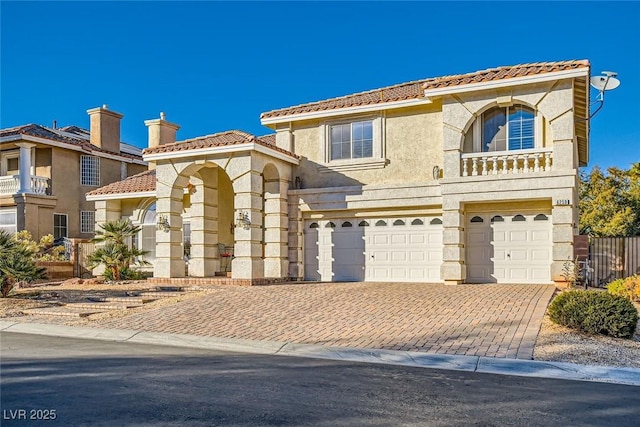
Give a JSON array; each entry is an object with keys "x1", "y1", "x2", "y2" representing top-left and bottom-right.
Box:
[
  {"x1": 0, "y1": 123, "x2": 143, "y2": 161},
  {"x1": 87, "y1": 169, "x2": 156, "y2": 196},
  {"x1": 143, "y1": 130, "x2": 299, "y2": 158},
  {"x1": 260, "y1": 60, "x2": 590, "y2": 119}
]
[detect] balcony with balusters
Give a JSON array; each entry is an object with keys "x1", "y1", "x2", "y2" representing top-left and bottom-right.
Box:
[
  {"x1": 460, "y1": 148, "x2": 553, "y2": 177},
  {"x1": 0, "y1": 174, "x2": 50, "y2": 196}
]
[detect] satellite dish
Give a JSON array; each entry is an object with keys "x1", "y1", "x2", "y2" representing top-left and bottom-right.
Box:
[{"x1": 590, "y1": 75, "x2": 620, "y2": 91}]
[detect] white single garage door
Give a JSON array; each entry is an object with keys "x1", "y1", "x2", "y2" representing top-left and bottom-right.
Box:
[
  {"x1": 304, "y1": 217, "x2": 443, "y2": 282},
  {"x1": 466, "y1": 213, "x2": 552, "y2": 284}
]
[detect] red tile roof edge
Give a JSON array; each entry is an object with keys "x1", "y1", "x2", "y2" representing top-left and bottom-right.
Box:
[{"x1": 260, "y1": 60, "x2": 590, "y2": 119}]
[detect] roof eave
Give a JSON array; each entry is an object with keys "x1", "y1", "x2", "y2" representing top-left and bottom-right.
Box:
[
  {"x1": 86, "y1": 190, "x2": 156, "y2": 201},
  {"x1": 260, "y1": 97, "x2": 434, "y2": 126},
  {"x1": 422, "y1": 68, "x2": 590, "y2": 100},
  {"x1": 144, "y1": 142, "x2": 300, "y2": 165}
]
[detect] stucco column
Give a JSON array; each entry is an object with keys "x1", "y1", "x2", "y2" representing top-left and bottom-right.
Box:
[
  {"x1": 15, "y1": 142, "x2": 35, "y2": 194},
  {"x1": 441, "y1": 199, "x2": 466, "y2": 285},
  {"x1": 287, "y1": 194, "x2": 304, "y2": 280},
  {"x1": 551, "y1": 197, "x2": 576, "y2": 283},
  {"x1": 154, "y1": 177, "x2": 185, "y2": 278},
  {"x1": 263, "y1": 179, "x2": 289, "y2": 278},
  {"x1": 188, "y1": 170, "x2": 219, "y2": 277},
  {"x1": 231, "y1": 171, "x2": 264, "y2": 280}
]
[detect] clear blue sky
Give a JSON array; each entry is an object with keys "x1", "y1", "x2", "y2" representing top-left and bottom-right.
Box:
[{"x1": 2, "y1": 1, "x2": 638, "y2": 170}]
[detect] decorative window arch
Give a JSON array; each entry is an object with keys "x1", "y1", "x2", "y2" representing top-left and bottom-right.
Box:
[
  {"x1": 393, "y1": 219, "x2": 405, "y2": 226},
  {"x1": 358, "y1": 220, "x2": 369, "y2": 227},
  {"x1": 375, "y1": 220, "x2": 387, "y2": 227},
  {"x1": 491, "y1": 215, "x2": 504, "y2": 223},
  {"x1": 325, "y1": 222, "x2": 336, "y2": 228},
  {"x1": 464, "y1": 104, "x2": 539, "y2": 153},
  {"x1": 309, "y1": 222, "x2": 319, "y2": 229},
  {"x1": 470, "y1": 216, "x2": 484, "y2": 223},
  {"x1": 429, "y1": 218, "x2": 443, "y2": 225},
  {"x1": 342, "y1": 221, "x2": 353, "y2": 227},
  {"x1": 411, "y1": 219, "x2": 424, "y2": 225},
  {"x1": 534, "y1": 214, "x2": 549, "y2": 221},
  {"x1": 512, "y1": 215, "x2": 526, "y2": 222}
]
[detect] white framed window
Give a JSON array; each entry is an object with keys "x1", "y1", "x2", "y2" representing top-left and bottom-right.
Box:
[
  {"x1": 320, "y1": 115, "x2": 385, "y2": 172},
  {"x1": 466, "y1": 104, "x2": 541, "y2": 153},
  {"x1": 80, "y1": 211, "x2": 95, "y2": 234},
  {"x1": 80, "y1": 155, "x2": 100, "y2": 186},
  {"x1": 330, "y1": 120, "x2": 373, "y2": 160},
  {"x1": 1, "y1": 150, "x2": 20, "y2": 175},
  {"x1": 0, "y1": 208, "x2": 17, "y2": 235},
  {"x1": 53, "y1": 213, "x2": 68, "y2": 239}
]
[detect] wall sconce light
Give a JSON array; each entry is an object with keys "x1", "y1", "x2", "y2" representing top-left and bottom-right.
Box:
[
  {"x1": 157, "y1": 214, "x2": 170, "y2": 232},
  {"x1": 235, "y1": 211, "x2": 251, "y2": 230}
]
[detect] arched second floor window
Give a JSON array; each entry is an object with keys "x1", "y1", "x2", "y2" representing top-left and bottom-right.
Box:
[{"x1": 464, "y1": 104, "x2": 536, "y2": 153}]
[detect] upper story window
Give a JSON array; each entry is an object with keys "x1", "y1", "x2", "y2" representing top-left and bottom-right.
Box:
[
  {"x1": 80, "y1": 155, "x2": 100, "y2": 186},
  {"x1": 320, "y1": 116, "x2": 386, "y2": 172},
  {"x1": 1, "y1": 151, "x2": 20, "y2": 176},
  {"x1": 464, "y1": 104, "x2": 539, "y2": 153},
  {"x1": 330, "y1": 120, "x2": 373, "y2": 160}
]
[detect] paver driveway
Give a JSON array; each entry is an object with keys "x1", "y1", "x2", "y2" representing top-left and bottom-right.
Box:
[{"x1": 96, "y1": 282, "x2": 555, "y2": 359}]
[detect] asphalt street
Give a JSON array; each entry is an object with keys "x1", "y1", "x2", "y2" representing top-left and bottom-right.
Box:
[{"x1": 1, "y1": 332, "x2": 639, "y2": 426}]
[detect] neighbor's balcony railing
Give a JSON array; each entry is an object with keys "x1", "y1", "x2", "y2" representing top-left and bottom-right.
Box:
[
  {"x1": 461, "y1": 148, "x2": 553, "y2": 177},
  {"x1": 0, "y1": 175, "x2": 49, "y2": 196}
]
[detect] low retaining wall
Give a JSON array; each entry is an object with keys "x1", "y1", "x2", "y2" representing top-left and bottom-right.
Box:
[{"x1": 36, "y1": 261, "x2": 74, "y2": 280}]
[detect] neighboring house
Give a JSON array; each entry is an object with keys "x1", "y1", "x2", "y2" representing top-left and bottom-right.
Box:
[
  {"x1": 87, "y1": 60, "x2": 590, "y2": 285},
  {"x1": 0, "y1": 106, "x2": 147, "y2": 240}
]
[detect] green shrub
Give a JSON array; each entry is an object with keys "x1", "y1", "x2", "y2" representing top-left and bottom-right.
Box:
[
  {"x1": 607, "y1": 275, "x2": 640, "y2": 302},
  {"x1": 548, "y1": 290, "x2": 638, "y2": 338}
]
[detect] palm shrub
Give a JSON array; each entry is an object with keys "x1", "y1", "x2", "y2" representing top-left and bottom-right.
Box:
[
  {"x1": 548, "y1": 290, "x2": 638, "y2": 338},
  {"x1": 0, "y1": 230, "x2": 46, "y2": 297},
  {"x1": 88, "y1": 219, "x2": 149, "y2": 281}
]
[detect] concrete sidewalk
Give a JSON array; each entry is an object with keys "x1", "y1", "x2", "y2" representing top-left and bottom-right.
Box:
[{"x1": 2, "y1": 320, "x2": 639, "y2": 387}]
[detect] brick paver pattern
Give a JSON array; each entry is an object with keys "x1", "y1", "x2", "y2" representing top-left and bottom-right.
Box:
[{"x1": 96, "y1": 283, "x2": 555, "y2": 359}]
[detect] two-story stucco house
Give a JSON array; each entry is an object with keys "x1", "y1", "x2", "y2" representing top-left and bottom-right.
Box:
[
  {"x1": 87, "y1": 60, "x2": 590, "y2": 285},
  {"x1": 0, "y1": 106, "x2": 147, "y2": 240}
]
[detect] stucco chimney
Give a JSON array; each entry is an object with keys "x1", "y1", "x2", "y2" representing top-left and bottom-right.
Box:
[
  {"x1": 87, "y1": 105, "x2": 123, "y2": 153},
  {"x1": 144, "y1": 112, "x2": 180, "y2": 170}
]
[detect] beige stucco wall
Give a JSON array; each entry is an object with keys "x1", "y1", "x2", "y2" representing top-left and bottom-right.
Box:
[{"x1": 290, "y1": 103, "x2": 443, "y2": 189}]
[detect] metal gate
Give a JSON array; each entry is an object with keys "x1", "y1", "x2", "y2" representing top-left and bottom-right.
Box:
[
  {"x1": 588, "y1": 237, "x2": 640, "y2": 287},
  {"x1": 75, "y1": 242, "x2": 95, "y2": 278}
]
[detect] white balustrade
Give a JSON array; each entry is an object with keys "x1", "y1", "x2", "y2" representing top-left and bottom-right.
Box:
[
  {"x1": 461, "y1": 149, "x2": 553, "y2": 177},
  {"x1": 0, "y1": 175, "x2": 49, "y2": 196}
]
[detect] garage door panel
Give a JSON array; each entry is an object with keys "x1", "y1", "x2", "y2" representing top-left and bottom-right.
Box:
[
  {"x1": 531, "y1": 249, "x2": 550, "y2": 261},
  {"x1": 410, "y1": 234, "x2": 426, "y2": 244},
  {"x1": 509, "y1": 230, "x2": 527, "y2": 242},
  {"x1": 532, "y1": 230, "x2": 550, "y2": 241},
  {"x1": 468, "y1": 231, "x2": 488, "y2": 244},
  {"x1": 509, "y1": 250, "x2": 528, "y2": 261},
  {"x1": 373, "y1": 235, "x2": 389, "y2": 245}
]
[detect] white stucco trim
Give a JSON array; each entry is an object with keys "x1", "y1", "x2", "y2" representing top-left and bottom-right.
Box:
[
  {"x1": 86, "y1": 190, "x2": 156, "y2": 201},
  {"x1": 143, "y1": 142, "x2": 300, "y2": 165},
  {"x1": 0, "y1": 135, "x2": 147, "y2": 165},
  {"x1": 423, "y1": 68, "x2": 589, "y2": 100},
  {"x1": 260, "y1": 98, "x2": 433, "y2": 125}
]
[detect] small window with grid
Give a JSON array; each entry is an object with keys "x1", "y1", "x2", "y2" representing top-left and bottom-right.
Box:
[
  {"x1": 80, "y1": 211, "x2": 95, "y2": 234},
  {"x1": 80, "y1": 155, "x2": 100, "y2": 186},
  {"x1": 53, "y1": 213, "x2": 68, "y2": 239}
]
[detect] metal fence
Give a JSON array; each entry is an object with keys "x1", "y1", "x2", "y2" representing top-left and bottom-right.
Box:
[{"x1": 588, "y1": 237, "x2": 640, "y2": 287}]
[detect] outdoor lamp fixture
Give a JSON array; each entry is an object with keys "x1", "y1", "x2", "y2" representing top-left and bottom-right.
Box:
[
  {"x1": 157, "y1": 214, "x2": 171, "y2": 232},
  {"x1": 235, "y1": 211, "x2": 251, "y2": 230}
]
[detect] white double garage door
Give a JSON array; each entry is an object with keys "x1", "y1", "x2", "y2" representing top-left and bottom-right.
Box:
[
  {"x1": 304, "y1": 217, "x2": 443, "y2": 282},
  {"x1": 304, "y1": 212, "x2": 553, "y2": 284}
]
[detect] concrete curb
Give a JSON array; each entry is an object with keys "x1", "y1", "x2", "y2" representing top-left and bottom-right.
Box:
[{"x1": 1, "y1": 321, "x2": 639, "y2": 387}]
